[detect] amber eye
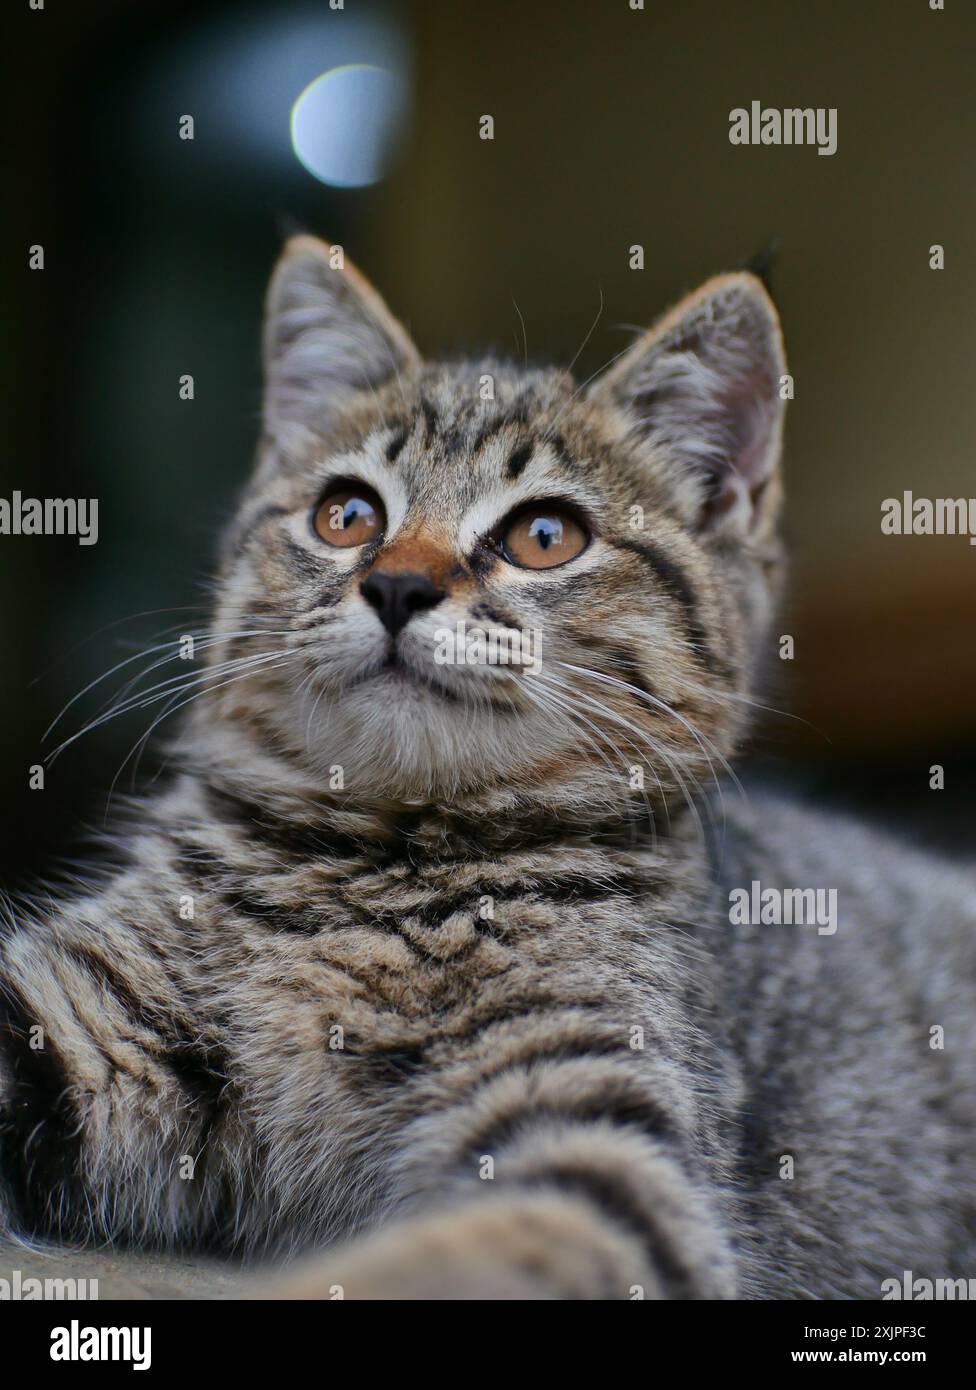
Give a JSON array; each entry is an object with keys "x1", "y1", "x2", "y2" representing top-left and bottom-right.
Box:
[
  {"x1": 499, "y1": 504, "x2": 589, "y2": 570},
  {"x1": 312, "y1": 484, "x2": 385, "y2": 548}
]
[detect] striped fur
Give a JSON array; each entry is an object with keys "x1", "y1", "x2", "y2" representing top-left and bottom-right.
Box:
[{"x1": 1, "y1": 238, "x2": 973, "y2": 1298}]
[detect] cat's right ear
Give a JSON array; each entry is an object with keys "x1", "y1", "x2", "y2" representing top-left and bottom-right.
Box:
[
  {"x1": 263, "y1": 235, "x2": 421, "y2": 448},
  {"x1": 587, "y1": 272, "x2": 787, "y2": 541}
]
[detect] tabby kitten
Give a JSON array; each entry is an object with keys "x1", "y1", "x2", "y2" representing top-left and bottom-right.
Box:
[{"x1": 1, "y1": 237, "x2": 973, "y2": 1300}]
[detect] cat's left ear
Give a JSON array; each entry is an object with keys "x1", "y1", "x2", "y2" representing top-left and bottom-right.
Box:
[
  {"x1": 263, "y1": 235, "x2": 421, "y2": 446},
  {"x1": 589, "y1": 273, "x2": 787, "y2": 538}
]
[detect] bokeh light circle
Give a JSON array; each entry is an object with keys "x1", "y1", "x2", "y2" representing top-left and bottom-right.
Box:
[{"x1": 290, "y1": 64, "x2": 407, "y2": 188}]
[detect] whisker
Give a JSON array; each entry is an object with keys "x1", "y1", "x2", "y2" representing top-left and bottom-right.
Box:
[
  {"x1": 545, "y1": 335, "x2": 639, "y2": 436},
  {"x1": 666, "y1": 672, "x2": 810, "y2": 729},
  {"x1": 540, "y1": 669, "x2": 707, "y2": 843},
  {"x1": 96, "y1": 630, "x2": 295, "y2": 720},
  {"x1": 43, "y1": 628, "x2": 293, "y2": 740},
  {"x1": 537, "y1": 672, "x2": 668, "y2": 808},
  {"x1": 512, "y1": 297, "x2": 529, "y2": 368},
  {"x1": 527, "y1": 674, "x2": 660, "y2": 847},
  {"x1": 565, "y1": 285, "x2": 605, "y2": 378},
  {"x1": 103, "y1": 653, "x2": 301, "y2": 815},
  {"x1": 558, "y1": 661, "x2": 745, "y2": 808},
  {"x1": 27, "y1": 605, "x2": 213, "y2": 690},
  {"x1": 522, "y1": 677, "x2": 636, "y2": 809},
  {"x1": 47, "y1": 649, "x2": 295, "y2": 765}
]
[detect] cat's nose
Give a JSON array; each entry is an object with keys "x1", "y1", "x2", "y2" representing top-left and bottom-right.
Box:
[{"x1": 360, "y1": 571, "x2": 445, "y2": 637}]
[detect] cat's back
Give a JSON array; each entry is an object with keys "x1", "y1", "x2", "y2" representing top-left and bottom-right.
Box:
[
  {"x1": 711, "y1": 784, "x2": 976, "y2": 978},
  {"x1": 706, "y1": 787, "x2": 976, "y2": 1296}
]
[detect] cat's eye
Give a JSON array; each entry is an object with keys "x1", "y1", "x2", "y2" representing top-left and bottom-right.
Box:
[
  {"x1": 499, "y1": 504, "x2": 589, "y2": 570},
  {"x1": 312, "y1": 483, "x2": 386, "y2": 548}
]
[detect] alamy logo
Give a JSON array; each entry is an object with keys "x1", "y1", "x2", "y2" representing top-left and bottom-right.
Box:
[
  {"x1": 882, "y1": 1270, "x2": 976, "y2": 1300},
  {"x1": 0, "y1": 491, "x2": 99, "y2": 545},
  {"x1": 50, "y1": 1321, "x2": 151, "y2": 1371},
  {"x1": 881, "y1": 492, "x2": 976, "y2": 546},
  {"x1": 729, "y1": 880, "x2": 838, "y2": 936},
  {"x1": 1, "y1": 1268, "x2": 98, "y2": 1300},
  {"x1": 729, "y1": 102, "x2": 837, "y2": 156},
  {"x1": 433, "y1": 620, "x2": 542, "y2": 674}
]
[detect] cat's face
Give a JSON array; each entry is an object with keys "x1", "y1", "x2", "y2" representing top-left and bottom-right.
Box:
[{"x1": 205, "y1": 239, "x2": 786, "y2": 810}]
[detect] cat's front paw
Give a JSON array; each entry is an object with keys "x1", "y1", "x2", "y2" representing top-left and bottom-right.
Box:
[{"x1": 251, "y1": 1192, "x2": 663, "y2": 1301}]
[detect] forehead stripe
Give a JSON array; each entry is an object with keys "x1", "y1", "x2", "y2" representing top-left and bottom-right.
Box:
[
  {"x1": 385, "y1": 426, "x2": 409, "y2": 462},
  {"x1": 473, "y1": 402, "x2": 531, "y2": 456},
  {"x1": 420, "y1": 398, "x2": 439, "y2": 440},
  {"x1": 506, "y1": 442, "x2": 535, "y2": 480}
]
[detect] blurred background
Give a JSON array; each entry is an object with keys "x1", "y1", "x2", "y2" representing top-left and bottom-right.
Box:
[{"x1": 2, "y1": 0, "x2": 974, "y2": 889}]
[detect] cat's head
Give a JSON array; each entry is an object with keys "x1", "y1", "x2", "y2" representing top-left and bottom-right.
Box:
[{"x1": 204, "y1": 235, "x2": 787, "y2": 814}]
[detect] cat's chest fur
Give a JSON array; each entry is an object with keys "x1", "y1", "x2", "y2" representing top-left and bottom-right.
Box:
[
  {"x1": 188, "y1": 813, "x2": 710, "y2": 1066},
  {"x1": 136, "y1": 773, "x2": 723, "y2": 1214}
]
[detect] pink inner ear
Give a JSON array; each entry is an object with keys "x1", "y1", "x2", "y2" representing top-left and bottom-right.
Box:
[
  {"x1": 721, "y1": 376, "x2": 776, "y2": 484},
  {"x1": 702, "y1": 379, "x2": 775, "y2": 528}
]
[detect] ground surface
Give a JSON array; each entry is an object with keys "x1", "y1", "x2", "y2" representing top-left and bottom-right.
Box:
[{"x1": 0, "y1": 1238, "x2": 251, "y2": 1300}]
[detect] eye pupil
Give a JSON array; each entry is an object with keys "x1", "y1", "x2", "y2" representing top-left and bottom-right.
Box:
[{"x1": 530, "y1": 517, "x2": 560, "y2": 549}]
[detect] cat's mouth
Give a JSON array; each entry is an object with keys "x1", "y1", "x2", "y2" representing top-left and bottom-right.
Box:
[
  {"x1": 342, "y1": 641, "x2": 517, "y2": 710},
  {"x1": 358, "y1": 643, "x2": 464, "y2": 703}
]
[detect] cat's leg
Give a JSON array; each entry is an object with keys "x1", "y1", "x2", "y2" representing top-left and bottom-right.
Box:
[
  {"x1": 0, "y1": 905, "x2": 234, "y2": 1247},
  {"x1": 260, "y1": 1104, "x2": 739, "y2": 1300},
  {"x1": 265, "y1": 1193, "x2": 659, "y2": 1300}
]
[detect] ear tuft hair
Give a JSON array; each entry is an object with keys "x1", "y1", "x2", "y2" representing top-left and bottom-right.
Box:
[{"x1": 739, "y1": 238, "x2": 782, "y2": 302}]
